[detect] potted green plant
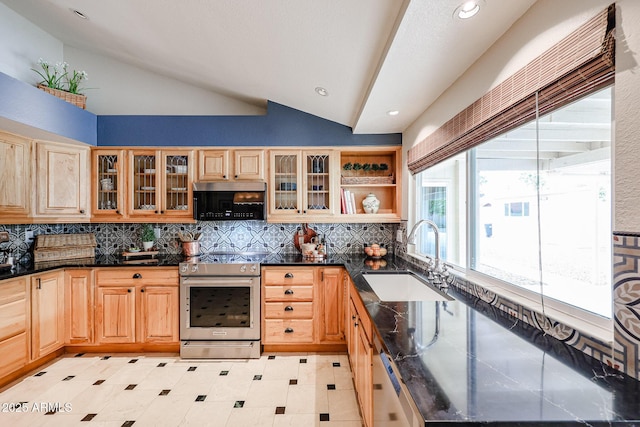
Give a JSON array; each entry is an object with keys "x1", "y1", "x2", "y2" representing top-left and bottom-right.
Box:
[{"x1": 140, "y1": 224, "x2": 156, "y2": 251}]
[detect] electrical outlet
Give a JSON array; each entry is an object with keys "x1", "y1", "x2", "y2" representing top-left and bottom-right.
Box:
[
  {"x1": 25, "y1": 230, "x2": 34, "y2": 244},
  {"x1": 396, "y1": 229, "x2": 403, "y2": 243},
  {"x1": 154, "y1": 227, "x2": 161, "y2": 239},
  {"x1": 0, "y1": 231, "x2": 9, "y2": 243}
]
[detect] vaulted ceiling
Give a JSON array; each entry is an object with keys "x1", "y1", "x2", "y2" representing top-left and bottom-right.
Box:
[{"x1": 1, "y1": 0, "x2": 537, "y2": 134}]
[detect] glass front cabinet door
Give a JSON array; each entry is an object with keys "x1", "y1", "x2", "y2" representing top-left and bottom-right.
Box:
[
  {"x1": 92, "y1": 149, "x2": 126, "y2": 220},
  {"x1": 128, "y1": 150, "x2": 194, "y2": 220},
  {"x1": 269, "y1": 150, "x2": 335, "y2": 221}
]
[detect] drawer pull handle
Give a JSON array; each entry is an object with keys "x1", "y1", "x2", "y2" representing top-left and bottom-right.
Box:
[
  {"x1": 284, "y1": 289, "x2": 294, "y2": 295},
  {"x1": 284, "y1": 273, "x2": 294, "y2": 279},
  {"x1": 133, "y1": 273, "x2": 142, "y2": 279},
  {"x1": 284, "y1": 306, "x2": 294, "y2": 311},
  {"x1": 284, "y1": 328, "x2": 294, "y2": 333}
]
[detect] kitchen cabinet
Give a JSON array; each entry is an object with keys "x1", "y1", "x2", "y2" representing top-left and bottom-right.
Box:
[
  {"x1": 64, "y1": 269, "x2": 94, "y2": 345},
  {"x1": 95, "y1": 268, "x2": 179, "y2": 345},
  {"x1": 262, "y1": 266, "x2": 345, "y2": 350},
  {"x1": 317, "y1": 267, "x2": 345, "y2": 343},
  {"x1": 268, "y1": 150, "x2": 337, "y2": 222},
  {"x1": 0, "y1": 131, "x2": 30, "y2": 223},
  {"x1": 33, "y1": 141, "x2": 90, "y2": 222},
  {"x1": 31, "y1": 270, "x2": 65, "y2": 360},
  {"x1": 339, "y1": 146, "x2": 402, "y2": 223},
  {"x1": 198, "y1": 149, "x2": 265, "y2": 181},
  {"x1": 128, "y1": 149, "x2": 194, "y2": 221},
  {"x1": 347, "y1": 277, "x2": 373, "y2": 427},
  {"x1": 0, "y1": 277, "x2": 29, "y2": 379},
  {"x1": 91, "y1": 149, "x2": 127, "y2": 221},
  {"x1": 91, "y1": 149, "x2": 195, "y2": 222}
]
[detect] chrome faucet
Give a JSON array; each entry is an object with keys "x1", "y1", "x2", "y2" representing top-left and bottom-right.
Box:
[
  {"x1": 407, "y1": 219, "x2": 440, "y2": 263},
  {"x1": 407, "y1": 219, "x2": 452, "y2": 288}
]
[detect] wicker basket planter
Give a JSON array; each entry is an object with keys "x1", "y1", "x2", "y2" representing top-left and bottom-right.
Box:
[
  {"x1": 37, "y1": 84, "x2": 86, "y2": 109},
  {"x1": 341, "y1": 175, "x2": 394, "y2": 185}
]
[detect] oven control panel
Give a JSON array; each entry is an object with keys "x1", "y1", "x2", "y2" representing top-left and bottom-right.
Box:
[{"x1": 179, "y1": 262, "x2": 261, "y2": 277}]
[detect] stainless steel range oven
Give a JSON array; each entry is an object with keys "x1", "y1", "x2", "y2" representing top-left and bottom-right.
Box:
[{"x1": 179, "y1": 253, "x2": 266, "y2": 359}]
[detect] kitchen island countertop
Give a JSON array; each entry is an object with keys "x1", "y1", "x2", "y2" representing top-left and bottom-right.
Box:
[{"x1": 2, "y1": 252, "x2": 640, "y2": 425}]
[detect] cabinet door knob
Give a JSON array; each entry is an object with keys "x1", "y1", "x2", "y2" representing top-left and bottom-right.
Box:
[
  {"x1": 141, "y1": 288, "x2": 145, "y2": 293},
  {"x1": 116, "y1": 210, "x2": 120, "y2": 215},
  {"x1": 284, "y1": 328, "x2": 294, "y2": 333},
  {"x1": 133, "y1": 273, "x2": 142, "y2": 279},
  {"x1": 284, "y1": 272, "x2": 294, "y2": 279},
  {"x1": 284, "y1": 306, "x2": 294, "y2": 311},
  {"x1": 235, "y1": 175, "x2": 238, "y2": 179},
  {"x1": 284, "y1": 289, "x2": 294, "y2": 295},
  {"x1": 80, "y1": 209, "x2": 85, "y2": 214},
  {"x1": 127, "y1": 288, "x2": 132, "y2": 293},
  {"x1": 223, "y1": 175, "x2": 227, "y2": 179}
]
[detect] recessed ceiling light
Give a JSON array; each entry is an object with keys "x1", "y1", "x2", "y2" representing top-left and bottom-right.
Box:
[
  {"x1": 387, "y1": 110, "x2": 399, "y2": 116},
  {"x1": 455, "y1": 1, "x2": 480, "y2": 19},
  {"x1": 71, "y1": 9, "x2": 88, "y2": 19},
  {"x1": 315, "y1": 87, "x2": 328, "y2": 97}
]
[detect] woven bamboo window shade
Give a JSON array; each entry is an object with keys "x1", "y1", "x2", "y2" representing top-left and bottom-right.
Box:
[{"x1": 407, "y1": 4, "x2": 615, "y2": 174}]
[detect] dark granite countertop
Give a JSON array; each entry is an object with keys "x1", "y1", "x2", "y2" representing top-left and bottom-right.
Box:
[{"x1": 2, "y1": 252, "x2": 640, "y2": 425}]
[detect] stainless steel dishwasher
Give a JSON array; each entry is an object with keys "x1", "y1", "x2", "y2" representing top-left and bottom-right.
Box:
[{"x1": 373, "y1": 334, "x2": 422, "y2": 426}]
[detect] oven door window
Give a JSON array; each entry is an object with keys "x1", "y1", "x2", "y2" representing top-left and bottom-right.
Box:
[{"x1": 189, "y1": 286, "x2": 251, "y2": 328}]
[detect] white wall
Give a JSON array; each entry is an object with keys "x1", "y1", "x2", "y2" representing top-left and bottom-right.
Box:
[
  {"x1": 402, "y1": 0, "x2": 612, "y2": 220},
  {"x1": 0, "y1": 3, "x2": 264, "y2": 117},
  {"x1": 0, "y1": 3, "x2": 62, "y2": 84},
  {"x1": 613, "y1": 1, "x2": 640, "y2": 232},
  {"x1": 64, "y1": 47, "x2": 265, "y2": 116}
]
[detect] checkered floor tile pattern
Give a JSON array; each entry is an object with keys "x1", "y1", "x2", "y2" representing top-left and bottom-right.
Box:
[{"x1": 0, "y1": 353, "x2": 362, "y2": 426}]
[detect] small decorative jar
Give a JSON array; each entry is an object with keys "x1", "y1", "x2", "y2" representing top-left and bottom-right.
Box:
[{"x1": 362, "y1": 193, "x2": 380, "y2": 214}]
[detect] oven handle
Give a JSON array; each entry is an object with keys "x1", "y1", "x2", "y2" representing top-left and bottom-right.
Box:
[{"x1": 180, "y1": 277, "x2": 257, "y2": 286}]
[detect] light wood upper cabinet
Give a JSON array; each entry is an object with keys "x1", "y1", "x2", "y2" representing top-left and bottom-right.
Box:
[
  {"x1": 198, "y1": 149, "x2": 265, "y2": 181},
  {"x1": 126, "y1": 149, "x2": 194, "y2": 221},
  {"x1": 268, "y1": 150, "x2": 337, "y2": 222},
  {"x1": 339, "y1": 146, "x2": 402, "y2": 223},
  {"x1": 199, "y1": 150, "x2": 229, "y2": 180},
  {"x1": 33, "y1": 141, "x2": 90, "y2": 222},
  {"x1": 0, "y1": 131, "x2": 30, "y2": 222},
  {"x1": 91, "y1": 149, "x2": 127, "y2": 220},
  {"x1": 31, "y1": 270, "x2": 65, "y2": 360},
  {"x1": 234, "y1": 149, "x2": 264, "y2": 180}
]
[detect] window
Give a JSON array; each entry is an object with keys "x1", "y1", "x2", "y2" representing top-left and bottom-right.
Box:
[
  {"x1": 414, "y1": 87, "x2": 612, "y2": 319},
  {"x1": 415, "y1": 153, "x2": 466, "y2": 266}
]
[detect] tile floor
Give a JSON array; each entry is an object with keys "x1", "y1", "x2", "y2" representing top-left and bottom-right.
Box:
[{"x1": 0, "y1": 353, "x2": 362, "y2": 427}]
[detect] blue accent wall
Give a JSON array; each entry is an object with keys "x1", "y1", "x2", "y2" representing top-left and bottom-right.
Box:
[
  {"x1": 97, "y1": 101, "x2": 401, "y2": 147},
  {"x1": 1, "y1": 71, "x2": 401, "y2": 147},
  {"x1": 0, "y1": 72, "x2": 97, "y2": 145}
]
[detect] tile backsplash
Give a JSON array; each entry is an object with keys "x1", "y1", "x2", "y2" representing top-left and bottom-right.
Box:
[{"x1": 0, "y1": 222, "x2": 397, "y2": 263}]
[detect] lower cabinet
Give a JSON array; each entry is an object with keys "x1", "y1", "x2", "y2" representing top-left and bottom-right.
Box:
[
  {"x1": 0, "y1": 277, "x2": 29, "y2": 379},
  {"x1": 95, "y1": 268, "x2": 179, "y2": 345},
  {"x1": 262, "y1": 266, "x2": 345, "y2": 349},
  {"x1": 65, "y1": 269, "x2": 94, "y2": 345},
  {"x1": 31, "y1": 271, "x2": 65, "y2": 360},
  {"x1": 347, "y1": 277, "x2": 373, "y2": 427}
]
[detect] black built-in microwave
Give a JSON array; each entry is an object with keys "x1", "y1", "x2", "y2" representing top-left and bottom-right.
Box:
[{"x1": 193, "y1": 181, "x2": 266, "y2": 221}]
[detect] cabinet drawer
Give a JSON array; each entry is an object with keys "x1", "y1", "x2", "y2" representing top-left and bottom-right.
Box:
[
  {"x1": 263, "y1": 268, "x2": 314, "y2": 285},
  {"x1": 264, "y1": 302, "x2": 313, "y2": 319},
  {"x1": 96, "y1": 268, "x2": 178, "y2": 286},
  {"x1": 0, "y1": 332, "x2": 28, "y2": 378},
  {"x1": 264, "y1": 319, "x2": 313, "y2": 343},
  {"x1": 263, "y1": 285, "x2": 313, "y2": 301}
]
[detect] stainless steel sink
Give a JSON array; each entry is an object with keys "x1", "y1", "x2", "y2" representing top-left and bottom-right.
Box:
[{"x1": 362, "y1": 271, "x2": 452, "y2": 302}]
